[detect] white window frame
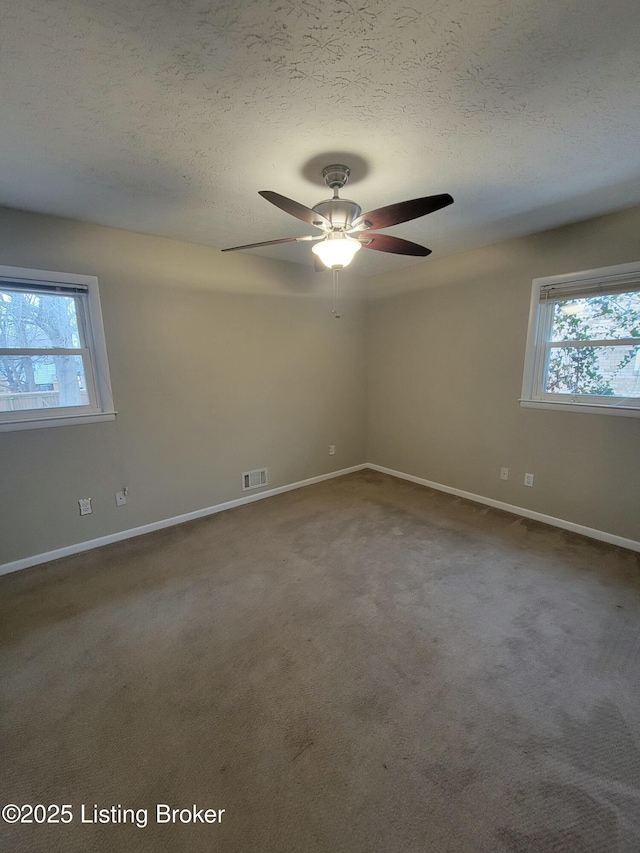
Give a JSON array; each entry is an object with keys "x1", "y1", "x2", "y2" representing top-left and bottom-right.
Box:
[
  {"x1": 0, "y1": 265, "x2": 115, "y2": 431},
  {"x1": 521, "y1": 260, "x2": 640, "y2": 418}
]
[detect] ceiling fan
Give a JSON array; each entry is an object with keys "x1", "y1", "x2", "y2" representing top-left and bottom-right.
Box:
[{"x1": 222, "y1": 164, "x2": 453, "y2": 272}]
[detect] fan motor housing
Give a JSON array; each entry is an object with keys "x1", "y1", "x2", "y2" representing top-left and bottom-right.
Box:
[{"x1": 312, "y1": 198, "x2": 362, "y2": 230}]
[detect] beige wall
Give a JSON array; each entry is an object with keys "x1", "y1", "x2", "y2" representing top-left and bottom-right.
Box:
[
  {"x1": 367, "y1": 206, "x2": 640, "y2": 542},
  {"x1": 0, "y1": 208, "x2": 367, "y2": 565},
  {"x1": 2, "y1": 203, "x2": 639, "y2": 566}
]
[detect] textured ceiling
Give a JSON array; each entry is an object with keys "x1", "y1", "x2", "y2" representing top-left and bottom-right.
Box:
[{"x1": 2, "y1": 0, "x2": 640, "y2": 276}]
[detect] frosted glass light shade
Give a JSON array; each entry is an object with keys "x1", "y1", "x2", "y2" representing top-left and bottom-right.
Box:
[{"x1": 312, "y1": 235, "x2": 361, "y2": 268}]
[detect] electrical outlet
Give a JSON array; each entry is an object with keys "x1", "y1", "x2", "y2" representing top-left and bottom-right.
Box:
[
  {"x1": 329, "y1": 445, "x2": 336, "y2": 456},
  {"x1": 115, "y1": 490, "x2": 127, "y2": 507},
  {"x1": 500, "y1": 467, "x2": 509, "y2": 481},
  {"x1": 524, "y1": 473, "x2": 534, "y2": 487},
  {"x1": 78, "y1": 498, "x2": 92, "y2": 516}
]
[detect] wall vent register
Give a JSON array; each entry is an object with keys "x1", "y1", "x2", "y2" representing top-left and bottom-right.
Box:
[{"x1": 242, "y1": 468, "x2": 269, "y2": 491}]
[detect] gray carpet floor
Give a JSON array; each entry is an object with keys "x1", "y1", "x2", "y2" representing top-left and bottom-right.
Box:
[{"x1": 1, "y1": 470, "x2": 640, "y2": 852}]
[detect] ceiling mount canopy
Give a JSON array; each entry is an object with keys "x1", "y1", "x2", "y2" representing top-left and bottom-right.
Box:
[
  {"x1": 322, "y1": 164, "x2": 351, "y2": 191},
  {"x1": 222, "y1": 164, "x2": 453, "y2": 271}
]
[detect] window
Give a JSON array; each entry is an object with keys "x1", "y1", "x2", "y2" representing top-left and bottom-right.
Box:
[
  {"x1": 521, "y1": 261, "x2": 640, "y2": 417},
  {"x1": 0, "y1": 265, "x2": 115, "y2": 431}
]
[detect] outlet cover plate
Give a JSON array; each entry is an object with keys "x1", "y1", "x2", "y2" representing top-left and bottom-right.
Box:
[
  {"x1": 524, "y1": 473, "x2": 535, "y2": 487},
  {"x1": 79, "y1": 498, "x2": 92, "y2": 515}
]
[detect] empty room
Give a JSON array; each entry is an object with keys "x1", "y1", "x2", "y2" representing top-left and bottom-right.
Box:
[{"x1": 1, "y1": 0, "x2": 639, "y2": 851}]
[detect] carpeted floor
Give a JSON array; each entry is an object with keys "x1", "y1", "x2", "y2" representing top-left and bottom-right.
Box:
[{"x1": 1, "y1": 470, "x2": 639, "y2": 852}]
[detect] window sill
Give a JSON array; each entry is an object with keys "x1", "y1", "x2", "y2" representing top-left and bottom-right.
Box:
[
  {"x1": 519, "y1": 399, "x2": 640, "y2": 418},
  {"x1": 0, "y1": 411, "x2": 117, "y2": 432}
]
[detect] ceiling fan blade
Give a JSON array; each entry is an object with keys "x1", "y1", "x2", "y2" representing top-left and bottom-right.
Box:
[
  {"x1": 359, "y1": 233, "x2": 432, "y2": 256},
  {"x1": 221, "y1": 235, "x2": 317, "y2": 252},
  {"x1": 351, "y1": 193, "x2": 453, "y2": 231},
  {"x1": 259, "y1": 191, "x2": 331, "y2": 230}
]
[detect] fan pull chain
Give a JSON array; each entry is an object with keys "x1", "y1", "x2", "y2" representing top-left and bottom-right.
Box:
[{"x1": 332, "y1": 268, "x2": 341, "y2": 319}]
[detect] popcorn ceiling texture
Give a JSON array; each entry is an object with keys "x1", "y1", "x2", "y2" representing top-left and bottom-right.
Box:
[{"x1": 2, "y1": 0, "x2": 640, "y2": 274}]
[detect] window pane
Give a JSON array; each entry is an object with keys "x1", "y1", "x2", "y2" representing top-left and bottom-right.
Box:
[
  {"x1": 545, "y1": 345, "x2": 640, "y2": 397},
  {"x1": 551, "y1": 292, "x2": 640, "y2": 342},
  {"x1": 0, "y1": 355, "x2": 90, "y2": 411},
  {"x1": 0, "y1": 290, "x2": 82, "y2": 348}
]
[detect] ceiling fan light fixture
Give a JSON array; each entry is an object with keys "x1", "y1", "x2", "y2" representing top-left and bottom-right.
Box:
[{"x1": 312, "y1": 234, "x2": 361, "y2": 269}]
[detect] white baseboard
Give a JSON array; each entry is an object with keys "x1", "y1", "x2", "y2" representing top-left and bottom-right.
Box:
[
  {"x1": 0, "y1": 464, "x2": 368, "y2": 577},
  {"x1": 3, "y1": 461, "x2": 637, "y2": 576},
  {"x1": 367, "y1": 464, "x2": 640, "y2": 553}
]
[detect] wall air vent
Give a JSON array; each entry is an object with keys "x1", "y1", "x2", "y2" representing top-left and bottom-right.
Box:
[{"x1": 242, "y1": 468, "x2": 269, "y2": 491}]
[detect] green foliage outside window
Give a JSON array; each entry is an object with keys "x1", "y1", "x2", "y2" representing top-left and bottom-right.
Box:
[{"x1": 546, "y1": 293, "x2": 640, "y2": 396}]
